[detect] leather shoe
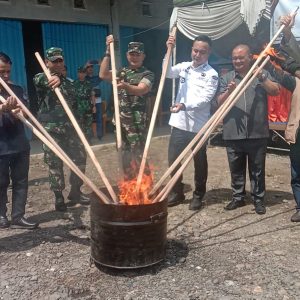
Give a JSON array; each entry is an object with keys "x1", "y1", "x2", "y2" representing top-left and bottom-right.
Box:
[
  {"x1": 10, "y1": 217, "x2": 39, "y2": 229},
  {"x1": 224, "y1": 199, "x2": 246, "y2": 210},
  {"x1": 167, "y1": 191, "x2": 185, "y2": 207},
  {"x1": 291, "y1": 210, "x2": 300, "y2": 222},
  {"x1": 0, "y1": 216, "x2": 9, "y2": 229},
  {"x1": 67, "y1": 192, "x2": 90, "y2": 206},
  {"x1": 189, "y1": 191, "x2": 204, "y2": 211},
  {"x1": 254, "y1": 200, "x2": 266, "y2": 215}
]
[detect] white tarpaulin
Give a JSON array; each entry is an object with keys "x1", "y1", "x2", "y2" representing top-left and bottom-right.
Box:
[
  {"x1": 170, "y1": 0, "x2": 269, "y2": 40},
  {"x1": 270, "y1": 0, "x2": 300, "y2": 41}
]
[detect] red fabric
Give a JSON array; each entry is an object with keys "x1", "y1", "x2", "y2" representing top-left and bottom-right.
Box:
[{"x1": 268, "y1": 87, "x2": 292, "y2": 122}]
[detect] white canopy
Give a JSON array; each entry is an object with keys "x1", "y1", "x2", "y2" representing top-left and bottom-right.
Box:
[{"x1": 170, "y1": 0, "x2": 270, "y2": 40}]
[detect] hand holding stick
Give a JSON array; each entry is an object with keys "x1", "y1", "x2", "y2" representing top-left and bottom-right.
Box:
[
  {"x1": 0, "y1": 95, "x2": 111, "y2": 204},
  {"x1": 35, "y1": 52, "x2": 118, "y2": 204},
  {"x1": 135, "y1": 25, "x2": 177, "y2": 195}
]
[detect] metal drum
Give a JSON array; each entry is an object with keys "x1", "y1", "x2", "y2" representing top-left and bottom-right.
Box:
[{"x1": 90, "y1": 197, "x2": 168, "y2": 269}]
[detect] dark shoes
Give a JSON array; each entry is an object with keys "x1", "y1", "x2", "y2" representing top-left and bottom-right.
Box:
[
  {"x1": 167, "y1": 191, "x2": 185, "y2": 207},
  {"x1": 54, "y1": 191, "x2": 67, "y2": 212},
  {"x1": 224, "y1": 199, "x2": 246, "y2": 210},
  {"x1": 0, "y1": 216, "x2": 9, "y2": 229},
  {"x1": 189, "y1": 191, "x2": 203, "y2": 211},
  {"x1": 291, "y1": 210, "x2": 300, "y2": 222},
  {"x1": 10, "y1": 217, "x2": 39, "y2": 230},
  {"x1": 67, "y1": 189, "x2": 90, "y2": 206},
  {"x1": 254, "y1": 200, "x2": 266, "y2": 215}
]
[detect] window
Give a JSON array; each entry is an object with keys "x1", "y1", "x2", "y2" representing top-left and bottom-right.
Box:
[
  {"x1": 74, "y1": 0, "x2": 86, "y2": 9},
  {"x1": 37, "y1": 0, "x2": 49, "y2": 5},
  {"x1": 142, "y1": 2, "x2": 152, "y2": 17}
]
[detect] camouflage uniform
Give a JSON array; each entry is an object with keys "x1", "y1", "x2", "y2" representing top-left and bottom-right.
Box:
[
  {"x1": 117, "y1": 64, "x2": 154, "y2": 178},
  {"x1": 33, "y1": 72, "x2": 86, "y2": 192},
  {"x1": 73, "y1": 79, "x2": 93, "y2": 139}
]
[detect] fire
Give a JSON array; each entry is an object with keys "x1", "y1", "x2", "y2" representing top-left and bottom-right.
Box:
[{"x1": 118, "y1": 163, "x2": 154, "y2": 205}]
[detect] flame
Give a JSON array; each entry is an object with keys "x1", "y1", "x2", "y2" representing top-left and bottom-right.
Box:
[{"x1": 118, "y1": 161, "x2": 154, "y2": 205}]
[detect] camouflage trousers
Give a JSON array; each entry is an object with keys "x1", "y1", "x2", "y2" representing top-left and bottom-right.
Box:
[
  {"x1": 120, "y1": 110, "x2": 149, "y2": 179},
  {"x1": 43, "y1": 122, "x2": 87, "y2": 192},
  {"x1": 78, "y1": 113, "x2": 93, "y2": 140}
]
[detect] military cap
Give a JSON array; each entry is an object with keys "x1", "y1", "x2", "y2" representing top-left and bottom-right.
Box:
[
  {"x1": 128, "y1": 42, "x2": 144, "y2": 54},
  {"x1": 45, "y1": 47, "x2": 63, "y2": 61},
  {"x1": 77, "y1": 66, "x2": 86, "y2": 72}
]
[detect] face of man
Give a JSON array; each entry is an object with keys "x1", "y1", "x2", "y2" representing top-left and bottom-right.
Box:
[
  {"x1": 191, "y1": 40, "x2": 211, "y2": 68},
  {"x1": 78, "y1": 71, "x2": 86, "y2": 81},
  {"x1": 46, "y1": 58, "x2": 64, "y2": 75},
  {"x1": 126, "y1": 52, "x2": 145, "y2": 69},
  {"x1": 232, "y1": 46, "x2": 252, "y2": 74},
  {"x1": 0, "y1": 59, "x2": 11, "y2": 83},
  {"x1": 85, "y1": 65, "x2": 93, "y2": 76}
]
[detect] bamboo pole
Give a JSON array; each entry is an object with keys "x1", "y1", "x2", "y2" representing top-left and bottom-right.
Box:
[
  {"x1": 34, "y1": 52, "x2": 118, "y2": 204},
  {"x1": 0, "y1": 95, "x2": 111, "y2": 204},
  {"x1": 150, "y1": 17, "x2": 293, "y2": 198},
  {"x1": 153, "y1": 56, "x2": 270, "y2": 203},
  {"x1": 135, "y1": 26, "x2": 177, "y2": 194},
  {"x1": 110, "y1": 39, "x2": 122, "y2": 152}
]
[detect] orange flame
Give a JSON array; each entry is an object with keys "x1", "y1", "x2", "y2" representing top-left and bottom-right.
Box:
[{"x1": 118, "y1": 162, "x2": 154, "y2": 205}]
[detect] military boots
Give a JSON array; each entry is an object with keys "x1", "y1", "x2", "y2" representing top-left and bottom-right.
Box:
[{"x1": 54, "y1": 191, "x2": 67, "y2": 212}]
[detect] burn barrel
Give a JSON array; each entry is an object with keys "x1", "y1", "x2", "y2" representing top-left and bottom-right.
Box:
[{"x1": 90, "y1": 197, "x2": 168, "y2": 269}]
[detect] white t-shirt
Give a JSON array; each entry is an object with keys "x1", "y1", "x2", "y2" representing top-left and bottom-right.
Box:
[{"x1": 166, "y1": 59, "x2": 219, "y2": 133}]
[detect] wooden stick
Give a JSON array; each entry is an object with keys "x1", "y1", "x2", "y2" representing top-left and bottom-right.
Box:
[
  {"x1": 0, "y1": 95, "x2": 111, "y2": 204},
  {"x1": 135, "y1": 26, "x2": 177, "y2": 194},
  {"x1": 153, "y1": 56, "x2": 270, "y2": 203},
  {"x1": 150, "y1": 17, "x2": 291, "y2": 197},
  {"x1": 35, "y1": 52, "x2": 118, "y2": 204},
  {"x1": 110, "y1": 40, "x2": 122, "y2": 152}
]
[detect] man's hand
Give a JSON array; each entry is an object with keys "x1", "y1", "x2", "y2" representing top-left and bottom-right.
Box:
[
  {"x1": 280, "y1": 14, "x2": 296, "y2": 41},
  {"x1": 170, "y1": 103, "x2": 185, "y2": 113},
  {"x1": 166, "y1": 35, "x2": 176, "y2": 48},
  {"x1": 106, "y1": 35, "x2": 114, "y2": 53},
  {"x1": 1, "y1": 96, "x2": 18, "y2": 112},
  {"x1": 117, "y1": 81, "x2": 128, "y2": 91},
  {"x1": 48, "y1": 75, "x2": 61, "y2": 89},
  {"x1": 227, "y1": 81, "x2": 236, "y2": 94}
]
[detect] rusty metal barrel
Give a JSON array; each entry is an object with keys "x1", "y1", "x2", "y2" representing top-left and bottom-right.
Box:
[{"x1": 90, "y1": 197, "x2": 168, "y2": 269}]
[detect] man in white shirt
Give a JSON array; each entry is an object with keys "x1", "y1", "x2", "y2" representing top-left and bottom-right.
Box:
[{"x1": 166, "y1": 34, "x2": 218, "y2": 210}]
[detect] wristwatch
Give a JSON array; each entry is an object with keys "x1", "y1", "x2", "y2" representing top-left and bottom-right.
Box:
[{"x1": 258, "y1": 73, "x2": 267, "y2": 83}]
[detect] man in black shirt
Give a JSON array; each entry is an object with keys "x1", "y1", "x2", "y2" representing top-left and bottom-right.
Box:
[
  {"x1": 0, "y1": 52, "x2": 38, "y2": 229},
  {"x1": 217, "y1": 44, "x2": 279, "y2": 215}
]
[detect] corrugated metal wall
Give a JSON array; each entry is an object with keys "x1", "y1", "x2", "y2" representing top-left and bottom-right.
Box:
[
  {"x1": 42, "y1": 22, "x2": 112, "y2": 102},
  {"x1": 119, "y1": 26, "x2": 134, "y2": 66},
  {"x1": 0, "y1": 19, "x2": 27, "y2": 91}
]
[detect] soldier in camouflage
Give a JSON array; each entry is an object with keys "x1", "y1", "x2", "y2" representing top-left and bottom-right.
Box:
[
  {"x1": 73, "y1": 66, "x2": 93, "y2": 140},
  {"x1": 33, "y1": 47, "x2": 90, "y2": 211},
  {"x1": 100, "y1": 37, "x2": 154, "y2": 179}
]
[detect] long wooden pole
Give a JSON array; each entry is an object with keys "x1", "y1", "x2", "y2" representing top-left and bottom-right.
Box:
[
  {"x1": 135, "y1": 26, "x2": 177, "y2": 193},
  {"x1": 35, "y1": 52, "x2": 118, "y2": 204},
  {"x1": 153, "y1": 56, "x2": 270, "y2": 203},
  {"x1": 150, "y1": 18, "x2": 292, "y2": 198},
  {"x1": 0, "y1": 95, "x2": 111, "y2": 204},
  {"x1": 110, "y1": 40, "x2": 122, "y2": 152}
]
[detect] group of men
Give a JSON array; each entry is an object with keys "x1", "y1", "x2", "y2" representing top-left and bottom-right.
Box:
[{"x1": 1, "y1": 14, "x2": 300, "y2": 230}]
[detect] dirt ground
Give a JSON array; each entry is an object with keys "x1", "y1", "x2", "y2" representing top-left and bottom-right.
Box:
[{"x1": 1, "y1": 136, "x2": 300, "y2": 300}]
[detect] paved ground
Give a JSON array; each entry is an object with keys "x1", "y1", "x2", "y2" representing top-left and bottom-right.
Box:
[{"x1": 1, "y1": 134, "x2": 300, "y2": 300}]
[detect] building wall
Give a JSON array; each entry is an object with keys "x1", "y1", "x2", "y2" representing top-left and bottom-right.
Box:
[
  {"x1": 0, "y1": 0, "x2": 173, "y2": 29},
  {"x1": 0, "y1": 0, "x2": 110, "y2": 24}
]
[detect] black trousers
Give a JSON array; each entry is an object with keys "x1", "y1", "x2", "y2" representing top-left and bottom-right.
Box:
[
  {"x1": 225, "y1": 138, "x2": 268, "y2": 202},
  {"x1": 0, "y1": 150, "x2": 30, "y2": 220},
  {"x1": 168, "y1": 127, "x2": 208, "y2": 197}
]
